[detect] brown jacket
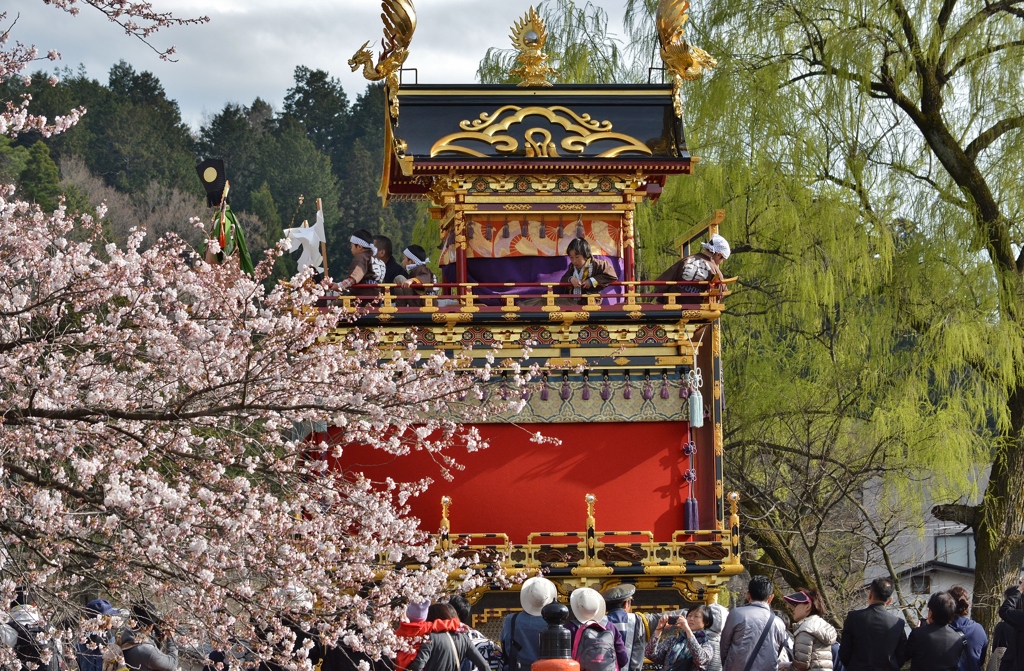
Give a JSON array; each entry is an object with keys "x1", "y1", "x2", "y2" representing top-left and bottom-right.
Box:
[
  {"x1": 557, "y1": 257, "x2": 618, "y2": 294},
  {"x1": 656, "y1": 252, "x2": 724, "y2": 284},
  {"x1": 344, "y1": 250, "x2": 380, "y2": 296}
]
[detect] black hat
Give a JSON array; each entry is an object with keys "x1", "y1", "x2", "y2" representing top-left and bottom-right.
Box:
[
  {"x1": 196, "y1": 158, "x2": 227, "y2": 208},
  {"x1": 782, "y1": 592, "x2": 811, "y2": 605},
  {"x1": 602, "y1": 584, "x2": 636, "y2": 604}
]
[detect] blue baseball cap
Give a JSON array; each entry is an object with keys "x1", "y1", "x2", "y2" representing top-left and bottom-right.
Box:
[{"x1": 85, "y1": 599, "x2": 118, "y2": 616}]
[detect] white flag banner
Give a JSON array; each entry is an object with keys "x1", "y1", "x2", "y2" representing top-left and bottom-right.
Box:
[{"x1": 284, "y1": 211, "x2": 326, "y2": 273}]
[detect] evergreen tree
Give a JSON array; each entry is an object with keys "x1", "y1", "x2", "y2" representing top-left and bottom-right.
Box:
[
  {"x1": 197, "y1": 100, "x2": 272, "y2": 213},
  {"x1": 256, "y1": 118, "x2": 341, "y2": 277},
  {"x1": 282, "y1": 66, "x2": 350, "y2": 170},
  {"x1": 20, "y1": 141, "x2": 62, "y2": 211},
  {"x1": 249, "y1": 181, "x2": 296, "y2": 285},
  {"x1": 0, "y1": 136, "x2": 30, "y2": 185}
]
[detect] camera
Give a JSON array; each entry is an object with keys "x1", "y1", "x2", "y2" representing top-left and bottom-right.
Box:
[{"x1": 667, "y1": 615, "x2": 679, "y2": 625}]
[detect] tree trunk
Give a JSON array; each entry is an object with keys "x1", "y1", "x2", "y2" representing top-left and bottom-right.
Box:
[
  {"x1": 972, "y1": 388, "x2": 1024, "y2": 632},
  {"x1": 909, "y1": 104, "x2": 1024, "y2": 636}
]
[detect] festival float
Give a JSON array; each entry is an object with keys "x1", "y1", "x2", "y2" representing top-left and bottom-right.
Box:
[{"x1": 317, "y1": 0, "x2": 745, "y2": 637}]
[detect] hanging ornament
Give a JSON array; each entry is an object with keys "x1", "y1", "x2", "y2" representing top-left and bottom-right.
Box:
[
  {"x1": 522, "y1": 388, "x2": 532, "y2": 401},
  {"x1": 483, "y1": 219, "x2": 492, "y2": 241},
  {"x1": 688, "y1": 368, "x2": 704, "y2": 427},
  {"x1": 540, "y1": 373, "x2": 550, "y2": 401},
  {"x1": 623, "y1": 372, "x2": 633, "y2": 400},
  {"x1": 560, "y1": 373, "x2": 571, "y2": 400},
  {"x1": 661, "y1": 373, "x2": 671, "y2": 399},
  {"x1": 582, "y1": 373, "x2": 592, "y2": 401},
  {"x1": 683, "y1": 427, "x2": 700, "y2": 529},
  {"x1": 557, "y1": 215, "x2": 565, "y2": 239},
  {"x1": 521, "y1": 219, "x2": 529, "y2": 238},
  {"x1": 467, "y1": 220, "x2": 474, "y2": 240},
  {"x1": 642, "y1": 373, "x2": 654, "y2": 400},
  {"x1": 600, "y1": 372, "x2": 612, "y2": 401},
  {"x1": 575, "y1": 214, "x2": 584, "y2": 239},
  {"x1": 502, "y1": 216, "x2": 510, "y2": 239}
]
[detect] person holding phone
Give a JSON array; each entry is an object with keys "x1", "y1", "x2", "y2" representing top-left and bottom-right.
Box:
[{"x1": 645, "y1": 607, "x2": 716, "y2": 671}]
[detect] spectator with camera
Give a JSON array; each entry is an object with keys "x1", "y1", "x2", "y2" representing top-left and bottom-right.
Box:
[
  {"x1": 899, "y1": 591, "x2": 967, "y2": 670},
  {"x1": 645, "y1": 607, "x2": 716, "y2": 671}
]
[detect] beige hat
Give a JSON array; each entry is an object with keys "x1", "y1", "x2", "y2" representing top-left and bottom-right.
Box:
[
  {"x1": 520, "y1": 577, "x2": 558, "y2": 617},
  {"x1": 570, "y1": 587, "x2": 606, "y2": 624}
]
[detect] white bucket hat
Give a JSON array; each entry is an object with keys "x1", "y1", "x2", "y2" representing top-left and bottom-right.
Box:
[
  {"x1": 701, "y1": 234, "x2": 731, "y2": 260},
  {"x1": 520, "y1": 576, "x2": 558, "y2": 616},
  {"x1": 570, "y1": 587, "x2": 606, "y2": 624}
]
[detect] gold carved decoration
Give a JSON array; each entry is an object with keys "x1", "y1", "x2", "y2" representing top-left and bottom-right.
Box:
[
  {"x1": 509, "y1": 7, "x2": 558, "y2": 87},
  {"x1": 431, "y1": 106, "x2": 654, "y2": 159},
  {"x1": 503, "y1": 204, "x2": 533, "y2": 211},
  {"x1": 348, "y1": 0, "x2": 417, "y2": 118},
  {"x1": 432, "y1": 313, "x2": 473, "y2": 324},
  {"x1": 656, "y1": 0, "x2": 717, "y2": 118},
  {"x1": 558, "y1": 204, "x2": 587, "y2": 211}
]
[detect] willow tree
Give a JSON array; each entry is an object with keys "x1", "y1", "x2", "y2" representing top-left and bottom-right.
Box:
[
  {"x1": 633, "y1": 51, "x2": 994, "y2": 619},
  {"x1": 480, "y1": 0, "x2": 997, "y2": 623},
  {"x1": 642, "y1": 0, "x2": 1024, "y2": 629}
]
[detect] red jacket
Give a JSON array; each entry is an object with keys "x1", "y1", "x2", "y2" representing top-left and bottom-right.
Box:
[{"x1": 396, "y1": 619, "x2": 463, "y2": 671}]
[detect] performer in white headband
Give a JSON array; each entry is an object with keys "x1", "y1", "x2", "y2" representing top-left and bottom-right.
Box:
[
  {"x1": 338, "y1": 228, "x2": 385, "y2": 294},
  {"x1": 396, "y1": 244, "x2": 437, "y2": 304},
  {"x1": 349, "y1": 234, "x2": 377, "y2": 256},
  {"x1": 403, "y1": 247, "x2": 429, "y2": 267}
]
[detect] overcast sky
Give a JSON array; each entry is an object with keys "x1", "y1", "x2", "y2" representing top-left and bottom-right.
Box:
[{"x1": 8, "y1": 0, "x2": 630, "y2": 129}]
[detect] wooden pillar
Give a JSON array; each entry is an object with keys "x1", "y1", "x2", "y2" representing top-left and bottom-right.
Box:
[
  {"x1": 455, "y1": 210, "x2": 468, "y2": 287},
  {"x1": 623, "y1": 208, "x2": 636, "y2": 282},
  {"x1": 712, "y1": 319, "x2": 725, "y2": 530}
]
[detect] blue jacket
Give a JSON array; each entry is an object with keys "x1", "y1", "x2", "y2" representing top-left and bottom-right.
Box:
[
  {"x1": 500, "y1": 613, "x2": 547, "y2": 671},
  {"x1": 949, "y1": 615, "x2": 988, "y2": 671}
]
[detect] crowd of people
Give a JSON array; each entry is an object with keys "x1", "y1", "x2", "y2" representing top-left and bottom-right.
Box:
[
  {"x1": 4, "y1": 572, "x2": 1020, "y2": 671},
  {"x1": 330, "y1": 231, "x2": 732, "y2": 304},
  {"x1": 0, "y1": 593, "x2": 178, "y2": 671},
  {"x1": 396, "y1": 573, "x2": 1024, "y2": 671}
]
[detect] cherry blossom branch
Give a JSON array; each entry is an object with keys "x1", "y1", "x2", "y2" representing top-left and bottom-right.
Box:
[{"x1": 40, "y1": 0, "x2": 210, "y2": 61}]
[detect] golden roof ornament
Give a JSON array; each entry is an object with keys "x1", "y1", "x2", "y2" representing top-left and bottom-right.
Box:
[
  {"x1": 348, "y1": 0, "x2": 417, "y2": 117},
  {"x1": 509, "y1": 7, "x2": 558, "y2": 87},
  {"x1": 656, "y1": 0, "x2": 717, "y2": 116}
]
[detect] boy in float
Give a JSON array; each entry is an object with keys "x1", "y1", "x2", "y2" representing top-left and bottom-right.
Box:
[
  {"x1": 557, "y1": 237, "x2": 618, "y2": 303},
  {"x1": 337, "y1": 228, "x2": 386, "y2": 296},
  {"x1": 396, "y1": 244, "x2": 437, "y2": 304}
]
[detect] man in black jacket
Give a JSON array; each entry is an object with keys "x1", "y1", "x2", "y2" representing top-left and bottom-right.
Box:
[
  {"x1": 999, "y1": 578, "x2": 1024, "y2": 671},
  {"x1": 839, "y1": 577, "x2": 908, "y2": 671}
]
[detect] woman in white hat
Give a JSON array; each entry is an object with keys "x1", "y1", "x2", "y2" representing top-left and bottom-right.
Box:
[
  {"x1": 570, "y1": 588, "x2": 628, "y2": 671},
  {"x1": 500, "y1": 577, "x2": 559, "y2": 671}
]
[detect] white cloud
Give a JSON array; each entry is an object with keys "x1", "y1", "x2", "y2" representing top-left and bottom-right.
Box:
[{"x1": 6, "y1": 0, "x2": 628, "y2": 129}]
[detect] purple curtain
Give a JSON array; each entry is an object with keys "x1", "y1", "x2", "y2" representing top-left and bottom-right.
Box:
[{"x1": 441, "y1": 256, "x2": 624, "y2": 304}]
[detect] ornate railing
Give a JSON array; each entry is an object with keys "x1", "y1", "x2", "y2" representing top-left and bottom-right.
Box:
[
  {"x1": 425, "y1": 493, "x2": 744, "y2": 579},
  {"x1": 320, "y1": 279, "x2": 734, "y2": 321}
]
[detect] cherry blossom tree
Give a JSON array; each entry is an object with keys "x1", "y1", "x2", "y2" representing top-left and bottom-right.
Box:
[{"x1": 0, "y1": 3, "x2": 522, "y2": 667}]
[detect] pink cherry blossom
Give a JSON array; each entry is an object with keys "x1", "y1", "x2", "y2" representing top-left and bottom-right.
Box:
[{"x1": 0, "y1": 3, "x2": 522, "y2": 668}]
